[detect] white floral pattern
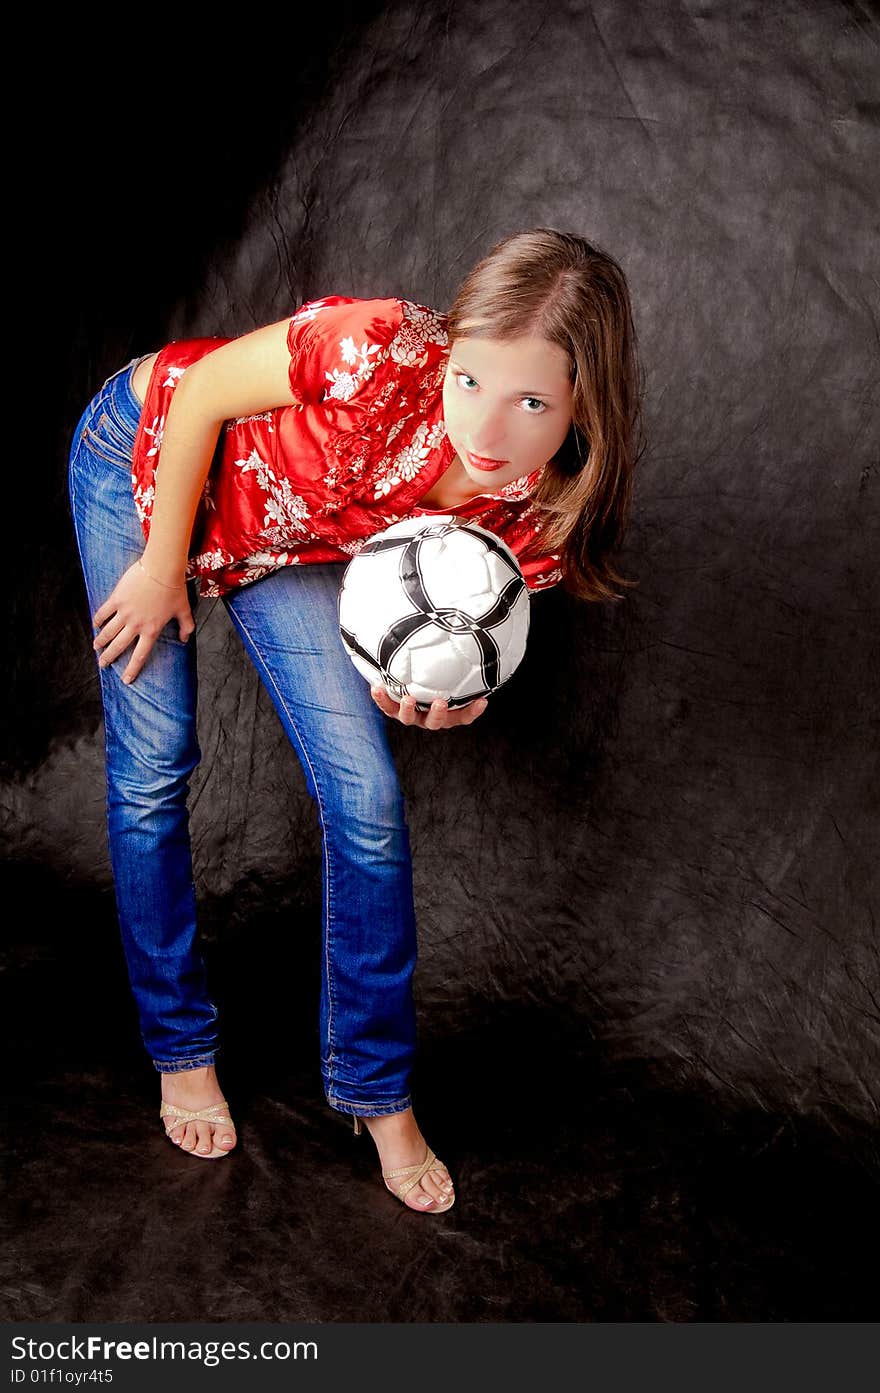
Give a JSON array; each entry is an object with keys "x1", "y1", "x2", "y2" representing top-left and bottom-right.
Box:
[
  {"x1": 325, "y1": 336, "x2": 381, "y2": 401},
  {"x1": 291, "y1": 298, "x2": 335, "y2": 324},
  {"x1": 385, "y1": 416, "x2": 409, "y2": 446},
  {"x1": 133, "y1": 481, "x2": 155, "y2": 526},
  {"x1": 243, "y1": 549, "x2": 289, "y2": 575},
  {"x1": 261, "y1": 482, "x2": 313, "y2": 544},
  {"x1": 189, "y1": 547, "x2": 232, "y2": 574},
  {"x1": 370, "y1": 420, "x2": 446, "y2": 498},
  {"x1": 234, "y1": 448, "x2": 273, "y2": 484},
  {"x1": 143, "y1": 414, "x2": 165, "y2": 459},
  {"x1": 233, "y1": 449, "x2": 314, "y2": 542},
  {"x1": 389, "y1": 301, "x2": 448, "y2": 368},
  {"x1": 529, "y1": 566, "x2": 563, "y2": 589},
  {"x1": 229, "y1": 411, "x2": 276, "y2": 428},
  {"x1": 499, "y1": 473, "x2": 541, "y2": 501}
]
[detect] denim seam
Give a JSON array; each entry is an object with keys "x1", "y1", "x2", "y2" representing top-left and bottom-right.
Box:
[
  {"x1": 152, "y1": 1053, "x2": 218, "y2": 1074},
  {"x1": 79, "y1": 359, "x2": 144, "y2": 472},
  {"x1": 222, "y1": 604, "x2": 339, "y2": 1089},
  {"x1": 328, "y1": 1095, "x2": 413, "y2": 1118},
  {"x1": 83, "y1": 428, "x2": 134, "y2": 473},
  {"x1": 84, "y1": 392, "x2": 137, "y2": 471}
]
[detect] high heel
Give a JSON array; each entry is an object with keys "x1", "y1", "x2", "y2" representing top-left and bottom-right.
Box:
[{"x1": 350, "y1": 1112, "x2": 455, "y2": 1213}]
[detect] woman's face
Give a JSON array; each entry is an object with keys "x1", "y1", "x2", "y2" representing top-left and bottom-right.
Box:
[{"x1": 442, "y1": 333, "x2": 574, "y2": 493}]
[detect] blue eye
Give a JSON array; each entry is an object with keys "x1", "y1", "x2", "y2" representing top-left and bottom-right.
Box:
[
  {"x1": 521, "y1": 397, "x2": 546, "y2": 414},
  {"x1": 456, "y1": 373, "x2": 479, "y2": 390}
]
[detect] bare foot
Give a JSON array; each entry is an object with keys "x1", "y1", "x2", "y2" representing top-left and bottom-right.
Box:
[
  {"x1": 160, "y1": 1065, "x2": 236, "y2": 1159},
  {"x1": 359, "y1": 1108, "x2": 454, "y2": 1212}
]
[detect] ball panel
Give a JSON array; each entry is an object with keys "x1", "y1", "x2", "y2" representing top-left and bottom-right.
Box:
[
  {"x1": 423, "y1": 531, "x2": 493, "y2": 605},
  {"x1": 408, "y1": 630, "x2": 479, "y2": 691}
]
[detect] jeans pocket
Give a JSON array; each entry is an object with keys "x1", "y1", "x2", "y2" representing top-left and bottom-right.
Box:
[{"x1": 83, "y1": 406, "x2": 136, "y2": 472}]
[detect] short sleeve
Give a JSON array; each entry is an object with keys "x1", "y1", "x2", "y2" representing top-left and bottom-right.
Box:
[{"x1": 285, "y1": 296, "x2": 409, "y2": 407}]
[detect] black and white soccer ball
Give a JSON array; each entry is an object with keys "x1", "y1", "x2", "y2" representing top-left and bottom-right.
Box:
[{"x1": 338, "y1": 516, "x2": 530, "y2": 709}]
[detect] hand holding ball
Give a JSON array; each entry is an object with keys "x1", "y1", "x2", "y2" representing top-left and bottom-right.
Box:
[{"x1": 338, "y1": 516, "x2": 530, "y2": 710}]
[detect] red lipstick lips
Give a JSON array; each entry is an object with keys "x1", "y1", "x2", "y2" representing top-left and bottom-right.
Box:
[{"x1": 466, "y1": 451, "x2": 509, "y2": 473}]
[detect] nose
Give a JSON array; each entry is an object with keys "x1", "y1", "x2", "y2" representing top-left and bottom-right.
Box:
[{"x1": 467, "y1": 401, "x2": 507, "y2": 459}]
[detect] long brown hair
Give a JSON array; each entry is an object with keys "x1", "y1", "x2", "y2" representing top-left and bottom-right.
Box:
[{"x1": 447, "y1": 228, "x2": 645, "y2": 601}]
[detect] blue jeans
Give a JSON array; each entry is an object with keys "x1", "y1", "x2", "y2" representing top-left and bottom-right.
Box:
[{"x1": 67, "y1": 359, "x2": 417, "y2": 1118}]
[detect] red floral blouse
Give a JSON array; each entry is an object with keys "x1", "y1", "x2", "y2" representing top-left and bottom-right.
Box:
[{"x1": 131, "y1": 295, "x2": 563, "y2": 598}]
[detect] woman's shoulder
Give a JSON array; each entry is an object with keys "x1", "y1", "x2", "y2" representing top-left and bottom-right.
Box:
[{"x1": 287, "y1": 295, "x2": 449, "y2": 406}]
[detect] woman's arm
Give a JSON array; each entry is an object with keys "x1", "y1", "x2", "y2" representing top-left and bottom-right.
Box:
[
  {"x1": 92, "y1": 319, "x2": 299, "y2": 684},
  {"x1": 142, "y1": 319, "x2": 299, "y2": 584}
]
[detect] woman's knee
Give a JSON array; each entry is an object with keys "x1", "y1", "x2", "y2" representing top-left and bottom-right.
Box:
[
  {"x1": 325, "y1": 760, "x2": 409, "y2": 853},
  {"x1": 108, "y1": 750, "x2": 200, "y2": 814},
  {"x1": 103, "y1": 687, "x2": 200, "y2": 809}
]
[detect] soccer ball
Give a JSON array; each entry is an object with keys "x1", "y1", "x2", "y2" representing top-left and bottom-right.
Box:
[{"x1": 338, "y1": 516, "x2": 530, "y2": 709}]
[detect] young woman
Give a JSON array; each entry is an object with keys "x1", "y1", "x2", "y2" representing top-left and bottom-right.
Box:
[{"x1": 68, "y1": 227, "x2": 643, "y2": 1213}]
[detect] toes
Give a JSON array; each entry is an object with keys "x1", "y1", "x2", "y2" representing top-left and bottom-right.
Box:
[
  {"x1": 406, "y1": 1181, "x2": 438, "y2": 1210},
  {"x1": 425, "y1": 1168, "x2": 454, "y2": 1205},
  {"x1": 194, "y1": 1121, "x2": 214, "y2": 1155},
  {"x1": 405, "y1": 1171, "x2": 454, "y2": 1211},
  {"x1": 163, "y1": 1111, "x2": 236, "y2": 1157}
]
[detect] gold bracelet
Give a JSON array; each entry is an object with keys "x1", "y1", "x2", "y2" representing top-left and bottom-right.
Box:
[{"x1": 137, "y1": 558, "x2": 182, "y2": 591}]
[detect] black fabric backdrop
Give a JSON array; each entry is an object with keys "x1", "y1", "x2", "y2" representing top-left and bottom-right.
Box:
[{"x1": 4, "y1": 0, "x2": 878, "y2": 1322}]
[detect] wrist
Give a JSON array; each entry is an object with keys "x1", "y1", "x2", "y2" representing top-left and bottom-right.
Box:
[{"x1": 137, "y1": 557, "x2": 184, "y2": 590}]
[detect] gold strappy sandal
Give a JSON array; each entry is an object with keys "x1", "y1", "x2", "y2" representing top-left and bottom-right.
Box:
[
  {"x1": 353, "y1": 1115, "x2": 455, "y2": 1212},
  {"x1": 159, "y1": 1099, "x2": 236, "y2": 1160}
]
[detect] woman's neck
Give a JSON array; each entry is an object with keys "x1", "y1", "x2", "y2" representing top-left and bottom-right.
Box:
[{"x1": 416, "y1": 455, "x2": 484, "y2": 509}]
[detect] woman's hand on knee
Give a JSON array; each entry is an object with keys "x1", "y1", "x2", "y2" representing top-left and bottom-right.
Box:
[
  {"x1": 92, "y1": 561, "x2": 195, "y2": 685},
  {"x1": 370, "y1": 687, "x2": 488, "y2": 730}
]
